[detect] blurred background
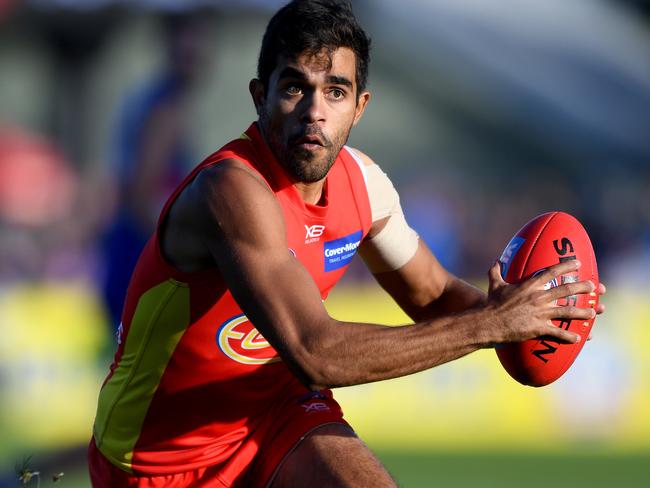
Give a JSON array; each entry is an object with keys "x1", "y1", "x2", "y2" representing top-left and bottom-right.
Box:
[{"x1": 0, "y1": 0, "x2": 648, "y2": 486}]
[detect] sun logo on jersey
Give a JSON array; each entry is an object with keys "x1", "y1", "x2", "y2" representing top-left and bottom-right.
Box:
[{"x1": 216, "y1": 314, "x2": 281, "y2": 365}]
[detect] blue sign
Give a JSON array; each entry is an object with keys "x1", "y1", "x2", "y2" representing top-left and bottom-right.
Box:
[{"x1": 324, "y1": 230, "x2": 362, "y2": 272}]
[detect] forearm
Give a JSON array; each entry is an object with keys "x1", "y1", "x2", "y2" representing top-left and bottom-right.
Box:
[
  {"x1": 294, "y1": 308, "x2": 493, "y2": 390},
  {"x1": 300, "y1": 260, "x2": 594, "y2": 390},
  {"x1": 407, "y1": 276, "x2": 486, "y2": 322}
]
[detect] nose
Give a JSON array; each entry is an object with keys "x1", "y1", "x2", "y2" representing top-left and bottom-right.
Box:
[{"x1": 300, "y1": 90, "x2": 326, "y2": 124}]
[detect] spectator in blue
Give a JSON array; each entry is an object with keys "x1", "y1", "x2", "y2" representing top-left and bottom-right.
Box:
[{"x1": 102, "y1": 12, "x2": 211, "y2": 329}]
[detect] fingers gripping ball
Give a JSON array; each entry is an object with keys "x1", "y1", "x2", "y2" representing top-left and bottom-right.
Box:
[{"x1": 497, "y1": 212, "x2": 599, "y2": 387}]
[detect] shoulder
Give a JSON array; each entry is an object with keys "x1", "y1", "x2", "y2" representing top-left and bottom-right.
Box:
[
  {"x1": 345, "y1": 147, "x2": 398, "y2": 210},
  {"x1": 345, "y1": 146, "x2": 377, "y2": 168},
  {"x1": 186, "y1": 159, "x2": 281, "y2": 230},
  {"x1": 344, "y1": 146, "x2": 393, "y2": 190},
  {"x1": 165, "y1": 157, "x2": 281, "y2": 240},
  {"x1": 192, "y1": 158, "x2": 271, "y2": 199},
  {"x1": 161, "y1": 158, "x2": 286, "y2": 271}
]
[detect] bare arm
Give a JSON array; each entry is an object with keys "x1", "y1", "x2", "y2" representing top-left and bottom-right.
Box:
[
  {"x1": 352, "y1": 148, "x2": 603, "y2": 324},
  {"x1": 173, "y1": 160, "x2": 593, "y2": 391},
  {"x1": 372, "y1": 238, "x2": 486, "y2": 322},
  {"x1": 352, "y1": 148, "x2": 485, "y2": 322}
]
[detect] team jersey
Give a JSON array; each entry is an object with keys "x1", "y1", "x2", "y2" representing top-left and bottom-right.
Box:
[{"x1": 92, "y1": 122, "x2": 372, "y2": 476}]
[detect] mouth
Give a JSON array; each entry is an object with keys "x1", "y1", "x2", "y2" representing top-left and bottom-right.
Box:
[{"x1": 291, "y1": 132, "x2": 326, "y2": 150}]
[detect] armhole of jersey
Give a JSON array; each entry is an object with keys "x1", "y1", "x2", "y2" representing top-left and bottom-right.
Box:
[
  {"x1": 344, "y1": 146, "x2": 368, "y2": 188},
  {"x1": 153, "y1": 143, "x2": 271, "y2": 282},
  {"x1": 157, "y1": 144, "x2": 271, "y2": 230}
]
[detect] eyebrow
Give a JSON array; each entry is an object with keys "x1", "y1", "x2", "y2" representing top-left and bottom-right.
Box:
[
  {"x1": 327, "y1": 75, "x2": 353, "y2": 88},
  {"x1": 277, "y1": 67, "x2": 353, "y2": 88}
]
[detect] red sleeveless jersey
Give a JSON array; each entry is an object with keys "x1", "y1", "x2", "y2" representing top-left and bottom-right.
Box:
[{"x1": 92, "y1": 123, "x2": 372, "y2": 476}]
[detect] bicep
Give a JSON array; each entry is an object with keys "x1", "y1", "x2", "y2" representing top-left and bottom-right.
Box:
[{"x1": 194, "y1": 164, "x2": 332, "y2": 365}]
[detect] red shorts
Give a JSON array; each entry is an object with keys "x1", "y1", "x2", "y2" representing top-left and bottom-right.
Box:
[{"x1": 88, "y1": 390, "x2": 348, "y2": 487}]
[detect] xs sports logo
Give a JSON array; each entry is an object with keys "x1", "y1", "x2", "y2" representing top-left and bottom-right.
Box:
[
  {"x1": 305, "y1": 224, "x2": 325, "y2": 244},
  {"x1": 302, "y1": 402, "x2": 330, "y2": 413},
  {"x1": 298, "y1": 391, "x2": 331, "y2": 413},
  {"x1": 217, "y1": 314, "x2": 280, "y2": 365}
]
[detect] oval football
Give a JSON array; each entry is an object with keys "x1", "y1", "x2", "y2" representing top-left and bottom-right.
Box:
[{"x1": 496, "y1": 211, "x2": 599, "y2": 387}]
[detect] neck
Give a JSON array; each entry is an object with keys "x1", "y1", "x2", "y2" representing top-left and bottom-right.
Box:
[{"x1": 293, "y1": 179, "x2": 326, "y2": 206}]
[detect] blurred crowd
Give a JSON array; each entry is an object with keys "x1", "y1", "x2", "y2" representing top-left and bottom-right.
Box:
[
  {"x1": 1, "y1": 1, "x2": 650, "y2": 331},
  {"x1": 0, "y1": 11, "x2": 211, "y2": 331},
  {"x1": 1, "y1": 1, "x2": 648, "y2": 334}
]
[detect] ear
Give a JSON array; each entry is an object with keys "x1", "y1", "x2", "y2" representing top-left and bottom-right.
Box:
[
  {"x1": 249, "y1": 79, "x2": 266, "y2": 116},
  {"x1": 352, "y1": 90, "x2": 371, "y2": 126}
]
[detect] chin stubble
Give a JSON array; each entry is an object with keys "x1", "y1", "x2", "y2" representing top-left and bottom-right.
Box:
[{"x1": 258, "y1": 110, "x2": 352, "y2": 183}]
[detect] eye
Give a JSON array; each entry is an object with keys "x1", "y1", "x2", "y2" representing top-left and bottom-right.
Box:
[
  {"x1": 329, "y1": 88, "x2": 345, "y2": 100},
  {"x1": 286, "y1": 85, "x2": 302, "y2": 96}
]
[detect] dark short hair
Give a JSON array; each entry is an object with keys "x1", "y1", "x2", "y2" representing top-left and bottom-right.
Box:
[{"x1": 257, "y1": 0, "x2": 371, "y2": 95}]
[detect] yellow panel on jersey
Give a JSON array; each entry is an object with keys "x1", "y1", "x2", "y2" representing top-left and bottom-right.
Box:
[{"x1": 93, "y1": 280, "x2": 190, "y2": 472}]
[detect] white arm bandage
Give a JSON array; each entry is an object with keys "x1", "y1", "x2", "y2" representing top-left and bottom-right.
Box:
[{"x1": 357, "y1": 163, "x2": 419, "y2": 273}]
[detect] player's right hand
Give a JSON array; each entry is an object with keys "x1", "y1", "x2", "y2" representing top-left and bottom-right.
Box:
[{"x1": 485, "y1": 259, "x2": 596, "y2": 345}]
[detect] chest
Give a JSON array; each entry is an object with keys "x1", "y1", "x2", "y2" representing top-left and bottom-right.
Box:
[{"x1": 279, "y1": 191, "x2": 366, "y2": 299}]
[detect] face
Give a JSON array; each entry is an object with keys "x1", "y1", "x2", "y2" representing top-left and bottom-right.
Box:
[{"x1": 251, "y1": 47, "x2": 370, "y2": 183}]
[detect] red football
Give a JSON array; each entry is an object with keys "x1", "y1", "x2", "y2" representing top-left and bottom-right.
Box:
[{"x1": 496, "y1": 211, "x2": 599, "y2": 387}]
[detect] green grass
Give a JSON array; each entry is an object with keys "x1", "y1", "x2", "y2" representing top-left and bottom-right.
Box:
[
  {"x1": 7, "y1": 451, "x2": 648, "y2": 487},
  {"x1": 376, "y1": 451, "x2": 650, "y2": 488}
]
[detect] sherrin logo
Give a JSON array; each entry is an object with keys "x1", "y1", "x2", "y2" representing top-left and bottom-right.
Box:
[
  {"x1": 217, "y1": 314, "x2": 281, "y2": 365},
  {"x1": 532, "y1": 268, "x2": 559, "y2": 291}
]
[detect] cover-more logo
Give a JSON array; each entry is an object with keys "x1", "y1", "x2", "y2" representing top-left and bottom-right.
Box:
[{"x1": 324, "y1": 230, "x2": 362, "y2": 272}]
